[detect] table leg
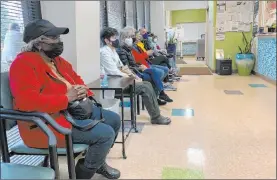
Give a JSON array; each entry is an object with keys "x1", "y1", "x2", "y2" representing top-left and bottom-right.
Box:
[
  {"x1": 130, "y1": 85, "x2": 134, "y2": 127},
  {"x1": 102, "y1": 90, "x2": 105, "y2": 99},
  {"x1": 132, "y1": 83, "x2": 138, "y2": 133},
  {"x1": 120, "y1": 91, "x2": 126, "y2": 159}
]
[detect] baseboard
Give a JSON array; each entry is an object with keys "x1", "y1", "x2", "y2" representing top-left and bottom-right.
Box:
[
  {"x1": 232, "y1": 69, "x2": 238, "y2": 73},
  {"x1": 207, "y1": 66, "x2": 215, "y2": 73},
  {"x1": 210, "y1": 69, "x2": 239, "y2": 74},
  {"x1": 252, "y1": 71, "x2": 276, "y2": 85}
]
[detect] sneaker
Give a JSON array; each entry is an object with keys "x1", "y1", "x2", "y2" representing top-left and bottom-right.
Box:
[
  {"x1": 151, "y1": 115, "x2": 171, "y2": 125},
  {"x1": 164, "y1": 83, "x2": 177, "y2": 91},
  {"x1": 172, "y1": 76, "x2": 181, "y2": 81},
  {"x1": 159, "y1": 93, "x2": 173, "y2": 102},
  {"x1": 157, "y1": 99, "x2": 167, "y2": 106}
]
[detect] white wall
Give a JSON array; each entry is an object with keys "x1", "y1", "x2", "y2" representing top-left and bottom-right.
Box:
[
  {"x1": 75, "y1": 1, "x2": 100, "y2": 84},
  {"x1": 150, "y1": 1, "x2": 166, "y2": 48},
  {"x1": 41, "y1": 1, "x2": 77, "y2": 68},
  {"x1": 206, "y1": 1, "x2": 215, "y2": 70},
  {"x1": 164, "y1": 1, "x2": 208, "y2": 11},
  {"x1": 41, "y1": 1, "x2": 100, "y2": 83}
]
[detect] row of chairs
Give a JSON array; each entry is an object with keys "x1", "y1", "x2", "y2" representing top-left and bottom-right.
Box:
[{"x1": 0, "y1": 71, "x2": 146, "y2": 179}]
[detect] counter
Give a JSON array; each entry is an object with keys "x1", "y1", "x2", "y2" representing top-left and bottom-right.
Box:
[{"x1": 255, "y1": 33, "x2": 276, "y2": 81}]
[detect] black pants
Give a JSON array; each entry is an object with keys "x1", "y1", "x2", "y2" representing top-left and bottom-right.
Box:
[{"x1": 150, "y1": 55, "x2": 171, "y2": 69}]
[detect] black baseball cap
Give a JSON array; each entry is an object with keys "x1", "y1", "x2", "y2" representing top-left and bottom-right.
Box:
[{"x1": 23, "y1": 19, "x2": 69, "y2": 43}]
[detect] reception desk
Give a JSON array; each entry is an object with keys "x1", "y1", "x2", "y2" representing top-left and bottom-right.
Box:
[{"x1": 255, "y1": 33, "x2": 276, "y2": 82}]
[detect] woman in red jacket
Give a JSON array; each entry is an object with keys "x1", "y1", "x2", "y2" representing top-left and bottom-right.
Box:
[{"x1": 9, "y1": 19, "x2": 120, "y2": 179}]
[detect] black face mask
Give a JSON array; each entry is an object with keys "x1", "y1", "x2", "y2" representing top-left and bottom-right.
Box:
[
  {"x1": 132, "y1": 37, "x2": 136, "y2": 43},
  {"x1": 43, "y1": 42, "x2": 64, "y2": 58},
  {"x1": 111, "y1": 39, "x2": 119, "y2": 48}
]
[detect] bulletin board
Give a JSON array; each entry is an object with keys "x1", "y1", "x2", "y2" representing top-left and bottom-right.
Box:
[{"x1": 216, "y1": 1, "x2": 254, "y2": 41}]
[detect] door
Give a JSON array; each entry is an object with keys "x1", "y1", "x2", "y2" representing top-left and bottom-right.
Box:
[{"x1": 205, "y1": 7, "x2": 209, "y2": 65}]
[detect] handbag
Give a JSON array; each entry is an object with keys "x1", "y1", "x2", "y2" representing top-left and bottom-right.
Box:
[{"x1": 63, "y1": 96, "x2": 105, "y2": 131}]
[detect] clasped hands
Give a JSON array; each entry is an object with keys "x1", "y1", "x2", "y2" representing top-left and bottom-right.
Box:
[{"x1": 66, "y1": 85, "x2": 88, "y2": 102}]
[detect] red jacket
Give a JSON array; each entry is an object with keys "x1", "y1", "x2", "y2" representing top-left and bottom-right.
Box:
[
  {"x1": 131, "y1": 46, "x2": 150, "y2": 68},
  {"x1": 9, "y1": 52, "x2": 93, "y2": 148}
]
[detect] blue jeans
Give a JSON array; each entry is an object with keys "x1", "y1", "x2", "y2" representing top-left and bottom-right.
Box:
[
  {"x1": 150, "y1": 65, "x2": 169, "y2": 80},
  {"x1": 72, "y1": 105, "x2": 121, "y2": 169},
  {"x1": 142, "y1": 68, "x2": 164, "y2": 94}
]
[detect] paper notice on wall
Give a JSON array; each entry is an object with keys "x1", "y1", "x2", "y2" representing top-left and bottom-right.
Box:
[
  {"x1": 216, "y1": 13, "x2": 226, "y2": 24},
  {"x1": 231, "y1": 22, "x2": 239, "y2": 31},
  {"x1": 237, "y1": 23, "x2": 251, "y2": 32},
  {"x1": 226, "y1": 1, "x2": 237, "y2": 9},
  {"x1": 217, "y1": 4, "x2": 226, "y2": 13},
  {"x1": 216, "y1": 49, "x2": 225, "y2": 59},
  {"x1": 231, "y1": 13, "x2": 239, "y2": 21},
  {"x1": 225, "y1": 13, "x2": 232, "y2": 21},
  {"x1": 224, "y1": 21, "x2": 232, "y2": 32},
  {"x1": 216, "y1": 25, "x2": 225, "y2": 33},
  {"x1": 238, "y1": 22, "x2": 245, "y2": 31},
  {"x1": 243, "y1": 23, "x2": 251, "y2": 32},
  {"x1": 216, "y1": 12, "x2": 226, "y2": 33},
  {"x1": 216, "y1": 33, "x2": 225, "y2": 41},
  {"x1": 216, "y1": 1, "x2": 254, "y2": 32}
]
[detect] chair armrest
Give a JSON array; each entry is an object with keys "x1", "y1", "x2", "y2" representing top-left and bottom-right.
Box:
[
  {"x1": 0, "y1": 108, "x2": 71, "y2": 135},
  {"x1": 0, "y1": 114, "x2": 57, "y2": 146},
  {"x1": 0, "y1": 114, "x2": 60, "y2": 178}
]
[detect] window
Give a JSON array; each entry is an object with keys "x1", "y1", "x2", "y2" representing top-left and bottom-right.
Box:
[
  {"x1": 107, "y1": 1, "x2": 124, "y2": 32},
  {"x1": 136, "y1": 1, "x2": 145, "y2": 30},
  {"x1": 1, "y1": 0, "x2": 41, "y2": 72},
  {"x1": 144, "y1": 1, "x2": 150, "y2": 31},
  {"x1": 100, "y1": 1, "x2": 108, "y2": 30},
  {"x1": 125, "y1": 1, "x2": 135, "y2": 28}
]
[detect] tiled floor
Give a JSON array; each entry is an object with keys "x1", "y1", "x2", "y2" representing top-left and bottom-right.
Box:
[{"x1": 60, "y1": 74, "x2": 276, "y2": 179}]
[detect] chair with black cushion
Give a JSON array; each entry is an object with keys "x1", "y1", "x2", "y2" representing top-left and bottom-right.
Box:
[
  {"x1": 0, "y1": 113, "x2": 59, "y2": 179},
  {"x1": 0, "y1": 72, "x2": 89, "y2": 179}
]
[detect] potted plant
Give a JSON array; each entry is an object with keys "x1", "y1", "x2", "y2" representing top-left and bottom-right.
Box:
[
  {"x1": 236, "y1": 32, "x2": 254, "y2": 76},
  {"x1": 166, "y1": 32, "x2": 178, "y2": 54},
  {"x1": 268, "y1": 22, "x2": 276, "y2": 32}
]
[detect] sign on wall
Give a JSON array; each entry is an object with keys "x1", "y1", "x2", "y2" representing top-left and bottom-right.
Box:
[{"x1": 216, "y1": 1, "x2": 254, "y2": 40}]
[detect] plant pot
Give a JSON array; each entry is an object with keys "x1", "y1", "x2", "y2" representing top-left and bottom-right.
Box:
[
  {"x1": 268, "y1": 27, "x2": 276, "y2": 32},
  {"x1": 235, "y1": 53, "x2": 255, "y2": 76},
  {"x1": 167, "y1": 43, "x2": 177, "y2": 54}
]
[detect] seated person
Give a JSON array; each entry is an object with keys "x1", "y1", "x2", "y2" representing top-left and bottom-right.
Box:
[
  {"x1": 139, "y1": 28, "x2": 152, "y2": 51},
  {"x1": 100, "y1": 27, "x2": 171, "y2": 126},
  {"x1": 9, "y1": 19, "x2": 120, "y2": 179},
  {"x1": 132, "y1": 35, "x2": 177, "y2": 90},
  {"x1": 134, "y1": 32, "x2": 171, "y2": 73},
  {"x1": 138, "y1": 30, "x2": 172, "y2": 71},
  {"x1": 152, "y1": 34, "x2": 179, "y2": 76},
  {"x1": 116, "y1": 27, "x2": 173, "y2": 103}
]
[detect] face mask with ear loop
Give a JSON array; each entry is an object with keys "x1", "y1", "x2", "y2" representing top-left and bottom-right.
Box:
[
  {"x1": 110, "y1": 39, "x2": 120, "y2": 48},
  {"x1": 124, "y1": 38, "x2": 133, "y2": 47},
  {"x1": 40, "y1": 42, "x2": 64, "y2": 59}
]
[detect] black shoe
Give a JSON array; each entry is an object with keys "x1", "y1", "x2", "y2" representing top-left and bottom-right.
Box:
[
  {"x1": 157, "y1": 99, "x2": 167, "y2": 106},
  {"x1": 75, "y1": 158, "x2": 97, "y2": 179},
  {"x1": 96, "y1": 162, "x2": 121, "y2": 179},
  {"x1": 151, "y1": 115, "x2": 171, "y2": 125},
  {"x1": 159, "y1": 94, "x2": 173, "y2": 102}
]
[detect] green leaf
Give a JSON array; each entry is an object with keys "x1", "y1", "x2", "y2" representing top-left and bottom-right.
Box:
[{"x1": 238, "y1": 46, "x2": 243, "y2": 54}]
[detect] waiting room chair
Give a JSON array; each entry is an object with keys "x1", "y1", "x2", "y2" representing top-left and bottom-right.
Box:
[
  {"x1": 0, "y1": 72, "x2": 89, "y2": 179},
  {"x1": 0, "y1": 113, "x2": 59, "y2": 179}
]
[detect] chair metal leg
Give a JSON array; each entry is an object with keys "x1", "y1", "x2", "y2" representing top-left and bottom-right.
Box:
[
  {"x1": 42, "y1": 155, "x2": 49, "y2": 167},
  {"x1": 141, "y1": 99, "x2": 145, "y2": 110},
  {"x1": 137, "y1": 95, "x2": 140, "y2": 115},
  {"x1": 65, "y1": 135, "x2": 76, "y2": 179}
]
